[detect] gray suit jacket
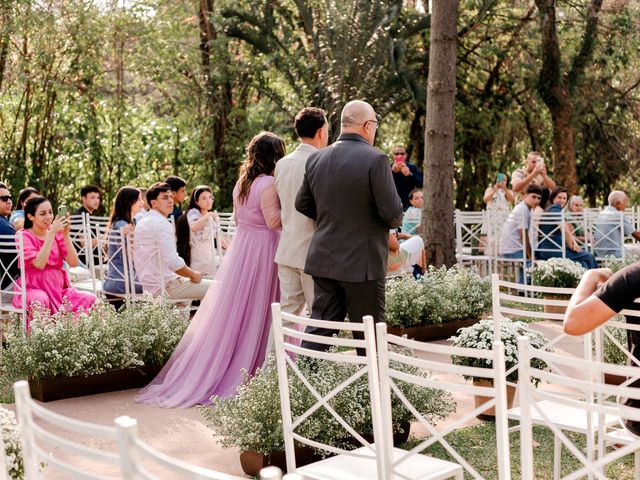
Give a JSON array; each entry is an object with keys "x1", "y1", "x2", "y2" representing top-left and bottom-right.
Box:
[
  {"x1": 274, "y1": 143, "x2": 317, "y2": 269},
  {"x1": 295, "y1": 133, "x2": 403, "y2": 282}
]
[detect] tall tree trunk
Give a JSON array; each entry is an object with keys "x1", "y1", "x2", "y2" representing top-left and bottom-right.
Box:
[
  {"x1": 535, "y1": 0, "x2": 603, "y2": 194},
  {"x1": 422, "y1": 0, "x2": 457, "y2": 267}
]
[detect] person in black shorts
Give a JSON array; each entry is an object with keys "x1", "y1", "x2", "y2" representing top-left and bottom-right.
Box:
[{"x1": 565, "y1": 264, "x2": 640, "y2": 435}]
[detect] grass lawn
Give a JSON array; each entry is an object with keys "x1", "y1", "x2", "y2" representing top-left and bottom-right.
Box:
[{"x1": 410, "y1": 420, "x2": 636, "y2": 479}]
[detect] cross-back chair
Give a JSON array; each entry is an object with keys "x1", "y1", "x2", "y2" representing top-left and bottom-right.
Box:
[
  {"x1": 376, "y1": 323, "x2": 510, "y2": 480},
  {"x1": 270, "y1": 303, "x2": 386, "y2": 479}
]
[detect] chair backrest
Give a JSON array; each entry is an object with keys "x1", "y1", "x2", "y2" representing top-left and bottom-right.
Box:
[
  {"x1": 564, "y1": 211, "x2": 587, "y2": 250},
  {"x1": 531, "y1": 211, "x2": 565, "y2": 259},
  {"x1": 95, "y1": 225, "x2": 134, "y2": 299},
  {"x1": 454, "y1": 210, "x2": 488, "y2": 258},
  {"x1": 376, "y1": 323, "x2": 511, "y2": 480},
  {"x1": 587, "y1": 210, "x2": 625, "y2": 260},
  {"x1": 490, "y1": 274, "x2": 586, "y2": 388},
  {"x1": 130, "y1": 231, "x2": 167, "y2": 297},
  {"x1": 115, "y1": 416, "x2": 245, "y2": 479},
  {"x1": 0, "y1": 233, "x2": 26, "y2": 329},
  {"x1": 14, "y1": 380, "x2": 121, "y2": 479},
  {"x1": 270, "y1": 303, "x2": 384, "y2": 476},
  {"x1": 518, "y1": 338, "x2": 640, "y2": 480}
]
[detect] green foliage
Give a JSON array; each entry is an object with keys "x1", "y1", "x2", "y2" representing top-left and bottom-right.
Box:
[
  {"x1": 603, "y1": 255, "x2": 640, "y2": 273},
  {"x1": 200, "y1": 352, "x2": 455, "y2": 455},
  {"x1": 385, "y1": 265, "x2": 491, "y2": 328}
]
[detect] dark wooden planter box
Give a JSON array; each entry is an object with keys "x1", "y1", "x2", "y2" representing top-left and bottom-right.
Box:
[
  {"x1": 28, "y1": 365, "x2": 163, "y2": 402},
  {"x1": 388, "y1": 318, "x2": 480, "y2": 342},
  {"x1": 604, "y1": 373, "x2": 628, "y2": 386},
  {"x1": 240, "y1": 421, "x2": 411, "y2": 476}
]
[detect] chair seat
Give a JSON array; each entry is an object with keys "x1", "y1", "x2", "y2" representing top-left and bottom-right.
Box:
[
  {"x1": 605, "y1": 427, "x2": 639, "y2": 445},
  {"x1": 507, "y1": 399, "x2": 619, "y2": 434},
  {"x1": 297, "y1": 446, "x2": 463, "y2": 480}
]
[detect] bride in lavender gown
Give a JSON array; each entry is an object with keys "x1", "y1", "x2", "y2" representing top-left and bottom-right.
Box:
[{"x1": 136, "y1": 132, "x2": 285, "y2": 408}]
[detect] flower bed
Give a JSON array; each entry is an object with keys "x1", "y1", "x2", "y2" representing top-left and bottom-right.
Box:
[
  {"x1": 604, "y1": 255, "x2": 640, "y2": 273},
  {"x1": 200, "y1": 351, "x2": 456, "y2": 474},
  {"x1": 385, "y1": 265, "x2": 491, "y2": 330},
  {"x1": 0, "y1": 408, "x2": 24, "y2": 479},
  {"x1": 0, "y1": 297, "x2": 188, "y2": 402}
]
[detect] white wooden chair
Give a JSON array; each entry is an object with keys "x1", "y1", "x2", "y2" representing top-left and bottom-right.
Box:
[
  {"x1": 13, "y1": 380, "x2": 122, "y2": 479},
  {"x1": 95, "y1": 225, "x2": 137, "y2": 304},
  {"x1": 270, "y1": 303, "x2": 386, "y2": 479},
  {"x1": 0, "y1": 233, "x2": 26, "y2": 329},
  {"x1": 115, "y1": 416, "x2": 247, "y2": 479},
  {"x1": 68, "y1": 213, "x2": 100, "y2": 294},
  {"x1": 495, "y1": 209, "x2": 531, "y2": 286},
  {"x1": 455, "y1": 210, "x2": 492, "y2": 276},
  {"x1": 376, "y1": 323, "x2": 510, "y2": 480},
  {"x1": 518, "y1": 337, "x2": 640, "y2": 480},
  {"x1": 491, "y1": 274, "x2": 620, "y2": 479},
  {"x1": 531, "y1": 211, "x2": 566, "y2": 261},
  {"x1": 587, "y1": 210, "x2": 626, "y2": 262}
]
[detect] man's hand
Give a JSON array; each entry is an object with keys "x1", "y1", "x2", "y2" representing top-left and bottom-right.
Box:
[
  {"x1": 535, "y1": 163, "x2": 546, "y2": 176},
  {"x1": 190, "y1": 270, "x2": 202, "y2": 284}
]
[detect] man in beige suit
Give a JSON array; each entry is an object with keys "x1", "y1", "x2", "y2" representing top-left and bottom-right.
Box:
[{"x1": 264, "y1": 107, "x2": 329, "y2": 358}]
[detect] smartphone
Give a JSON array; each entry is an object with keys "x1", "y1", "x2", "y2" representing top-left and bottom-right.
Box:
[
  {"x1": 496, "y1": 173, "x2": 506, "y2": 183},
  {"x1": 537, "y1": 157, "x2": 545, "y2": 167},
  {"x1": 57, "y1": 204, "x2": 67, "y2": 218}
]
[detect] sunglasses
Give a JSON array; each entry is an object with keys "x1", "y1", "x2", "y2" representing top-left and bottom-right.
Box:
[{"x1": 0, "y1": 195, "x2": 12, "y2": 202}]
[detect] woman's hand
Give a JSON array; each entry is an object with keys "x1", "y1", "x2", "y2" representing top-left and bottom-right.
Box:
[{"x1": 50, "y1": 215, "x2": 67, "y2": 235}]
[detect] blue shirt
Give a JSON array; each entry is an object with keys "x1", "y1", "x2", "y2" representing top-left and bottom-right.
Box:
[{"x1": 102, "y1": 220, "x2": 142, "y2": 295}]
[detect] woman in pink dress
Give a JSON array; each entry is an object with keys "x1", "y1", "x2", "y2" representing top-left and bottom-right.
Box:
[
  {"x1": 136, "y1": 131, "x2": 285, "y2": 408},
  {"x1": 14, "y1": 196, "x2": 97, "y2": 327}
]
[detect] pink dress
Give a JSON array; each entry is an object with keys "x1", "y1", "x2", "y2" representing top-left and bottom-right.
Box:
[
  {"x1": 14, "y1": 230, "x2": 96, "y2": 325},
  {"x1": 136, "y1": 176, "x2": 281, "y2": 408}
]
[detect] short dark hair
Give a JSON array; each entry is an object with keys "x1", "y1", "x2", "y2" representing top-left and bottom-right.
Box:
[
  {"x1": 164, "y1": 176, "x2": 187, "y2": 192},
  {"x1": 0, "y1": 183, "x2": 8, "y2": 190},
  {"x1": 294, "y1": 107, "x2": 327, "y2": 139},
  {"x1": 146, "y1": 182, "x2": 171, "y2": 205},
  {"x1": 525, "y1": 184, "x2": 544, "y2": 197},
  {"x1": 23, "y1": 196, "x2": 49, "y2": 230},
  {"x1": 80, "y1": 185, "x2": 100, "y2": 197},
  {"x1": 549, "y1": 186, "x2": 568, "y2": 204},
  {"x1": 408, "y1": 188, "x2": 422, "y2": 201}
]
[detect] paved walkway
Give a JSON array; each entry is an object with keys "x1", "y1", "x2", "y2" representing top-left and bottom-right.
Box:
[{"x1": 3, "y1": 320, "x2": 583, "y2": 478}]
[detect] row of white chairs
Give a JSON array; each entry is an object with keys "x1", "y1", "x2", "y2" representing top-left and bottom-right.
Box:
[
  {"x1": 7, "y1": 381, "x2": 298, "y2": 479},
  {"x1": 456, "y1": 208, "x2": 638, "y2": 281},
  {"x1": 0, "y1": 211, "x2": 233, "y2": 325}
]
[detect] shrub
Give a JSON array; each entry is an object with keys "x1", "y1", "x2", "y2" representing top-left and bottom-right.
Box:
[
  {"x1": 0, "y1": 407, "x2": 24, "y2": 479},
  {"x1": 529, "y1": 258, "x2": 586, "y2": 288},
  {"x1": 450, "y1": 317, "x2": 549, "y2": 385},
  {"x1": 200, "y1": 351, "x2": 456, "y2": 455},
  {"x1": 0, "y1": 297, "x2": 188, "y2": 399},
  {"x1": 385, "y1": 265, "x2": 491, "y2": 328},
  {"x1": 603, "y1": 255, "x2": 640, "y2": 273}
]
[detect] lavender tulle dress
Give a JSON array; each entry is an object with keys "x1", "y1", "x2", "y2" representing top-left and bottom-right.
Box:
[{"x1": 136, "y1": 176, "x2": 281, "y2": 408}]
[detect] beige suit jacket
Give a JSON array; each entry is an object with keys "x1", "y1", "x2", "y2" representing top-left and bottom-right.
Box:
[{"x1": 274, "y1": 143, "x2": 317, "y2": 269}]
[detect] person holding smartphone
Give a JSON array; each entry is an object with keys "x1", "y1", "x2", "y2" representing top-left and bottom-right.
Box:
[
  {"x1": 511, "y1": 151, "x2": 556, "y2": 200},
  {"x1": 13, "y1": 196, "x2": 96, "y2": 328},
  {"x1": 481, "y1": 173, "x2": 514, "y2": 255}
]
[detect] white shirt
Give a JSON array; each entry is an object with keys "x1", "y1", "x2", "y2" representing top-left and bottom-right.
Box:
[
  {"x1": 499, "y1": 201, "x2": 532, "y2": 255},
  {"x1": 133, "y1": 209, "x2": 185, "y2": 294}
]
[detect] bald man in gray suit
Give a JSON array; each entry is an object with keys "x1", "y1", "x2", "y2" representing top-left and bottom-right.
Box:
[{"x1": 295, "y1": 100, "x2": 403, "y2": 351}]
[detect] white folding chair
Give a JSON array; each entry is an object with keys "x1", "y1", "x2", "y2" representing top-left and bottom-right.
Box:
[
  {"x1": 491, "y1": 275, "x2": 620, "y2": 479},
  {"x1": 376, "y1": 323, "x2": 509, "y2": 480},
  {"x1": 532, "y1": 211, "x2": 566, "y2": 261},
  {"x1": 96, "y1": 225, "x2": 137, "y2": 304},
  {"x1": 495, "y1": 208, "x2": 530, "y2": 286},
  {"x1": 589, "y1": 210, "x2": 626, "y2": 261},
  {"x1": 565, "y1": 211, "x2": 588, "y2": 251},
  {"x1": 115, "y1": 416, "x2": 246, "y2": 479},
  {"x1": 13, "y1": 380, "x2": 122, "y2": 479},
  {"x1": 455, "y1": 210, "x2": 492, "y2": 276},
  {"x1": 0, "y1": 233, "x2": 26, "y2": 329},
  {"x1": 68, "y1": 213, "x2": 100, "y2": 294},
  {"x1": 270, "y1": 303, "x2": 386, "y2": 479},
  {"x1": 518, "y1": 338, "x2": 640, "y2": 480}
]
